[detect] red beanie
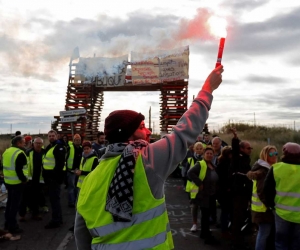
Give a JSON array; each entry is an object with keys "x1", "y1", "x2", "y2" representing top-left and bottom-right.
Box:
[
  {"x1": 104, "y1": 110, "x2": 145, "y2": 143},
  {"x1": 24, "y1": 136, "x2": 32, "y2": 143}
]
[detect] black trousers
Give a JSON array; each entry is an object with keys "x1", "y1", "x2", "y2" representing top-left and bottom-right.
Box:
[
  {"x1": 5, "y1": 184, "x2": 24, "y2": 231},
  {"x1": 48, "y1": 181, "x2": 62, "y2": 224},
  {"x1": 200, "y1": 195, "x2": 216, "y2": 238}
]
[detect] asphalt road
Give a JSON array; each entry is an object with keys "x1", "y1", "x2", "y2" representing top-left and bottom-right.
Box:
[{"x1": 0, "y1": 177, "x2": 255, "y2": 250}]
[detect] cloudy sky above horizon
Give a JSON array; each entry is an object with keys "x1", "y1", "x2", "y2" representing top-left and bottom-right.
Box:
[{"x1": 0, "y1": 0, "x2": 299, "y2": 135}]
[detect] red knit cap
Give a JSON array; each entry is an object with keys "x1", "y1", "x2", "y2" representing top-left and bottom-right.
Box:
[
  {"x1": 104, "y1": 110, "x2": 145, "y2": 143},
  {"x1": 82, "y1": 141, "x2": 92, "y2": 148},
  {"x1": 24, "y1": 136, "x2": 32, "y2": 143}
]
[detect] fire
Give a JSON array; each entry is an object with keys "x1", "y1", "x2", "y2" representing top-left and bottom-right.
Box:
[{"x1": 207, "y1": 16, "x2": 227, "y2": 38}]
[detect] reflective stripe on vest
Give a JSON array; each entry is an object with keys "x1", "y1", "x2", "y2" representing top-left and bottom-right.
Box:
[
  {"x1": 251, "y1": 180, "x2": 267, "y2": 212},
  {"x1": 273, "y1": 162, "x2": 300, "y2": 223},
  {"x1": 189, "y1": 160, "x2": 207, "y2": 199},
  {"x1": 77, "y1": 154, "x2": 174, "y2": 249},
  {"x1": 77, "y1": 156, "x2": 98, "y2": 188},
  {"x1": 2, "y1": 147, "x2": 27, "y2": 185}
]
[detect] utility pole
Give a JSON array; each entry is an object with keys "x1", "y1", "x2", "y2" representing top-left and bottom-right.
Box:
[
  {"x1": 294, "y1": 121, "x2": 296, "y2": 131},
  {"x1": 254, "y1": 112, "x2": 256, "y2": 127},
  {"x1": 153, "y1": 121, "x2": 155, "y2": 134}
]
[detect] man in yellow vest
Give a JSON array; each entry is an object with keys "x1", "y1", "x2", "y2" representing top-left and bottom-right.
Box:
[
  {"x1": 2, "y1": 136, "x2": 28, "y2": 234},
  {"x1": 26, "y1": 137, "x2": 46, "y2": 220},
  {"x1": 74, "y1": 65, "x2": 224, "y2": 250},
  {"x1": 43, "y1": 130, "x2": 66, "y2": 229},
  {"x1": 66, "y1": 134, "x2": 83, "y2": 208},
  {"x1": 264, "y1": 142, "x2": 300, "y2": 250}
]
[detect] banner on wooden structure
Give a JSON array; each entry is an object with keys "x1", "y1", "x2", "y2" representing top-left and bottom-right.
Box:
[{"x1": 131, "y1": 46, "x2": 189, "y2": 85}]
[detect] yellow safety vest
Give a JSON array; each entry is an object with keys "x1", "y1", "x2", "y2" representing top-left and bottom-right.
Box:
[
  {"x1": 251, "y1": 180, "x2": 267, "y2": 212},
  {"x1": 77, "y1": 154, "x2": 174, "y2": 250},
  {"x1": 28, "y1": 150, "x2": 44, "y2": 183},
  {"x1": 273, "y1": 162, "x2": 300, "y2": 223},
  {"x1": 2, "y1": 147, "x2": 28, "y2": 185},
  {"x1": 185, "y1": 157, "x2": 195, "y2": 192},
  {"x1": 77, "y1": 155, "x2": 98, "y2": 188},
  {"x1": 67, "y1": 144, "x2": 78, "y2": 170},
  {"x1": 43, "y1": 145, "x2": 66, "y2": 171},
  {"x1": 186, "y1": 160, "x2": 207, "y2": 199}
]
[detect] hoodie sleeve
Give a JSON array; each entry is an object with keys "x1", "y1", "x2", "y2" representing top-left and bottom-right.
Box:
[{"x1": 263, "y1": 168, "x2": 276, "y2": 208}]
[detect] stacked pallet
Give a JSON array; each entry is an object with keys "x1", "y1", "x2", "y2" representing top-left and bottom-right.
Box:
[{"x1": 160, "y1": 80, "x2": 188, "y2": 133}]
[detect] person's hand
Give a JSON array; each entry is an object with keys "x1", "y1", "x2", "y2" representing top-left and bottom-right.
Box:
[
  {"x1": 202, "y1": 65, "x2": 224, "y2": 94},
  {"x1": 230, "y1": 127, "x2": 237, "y2": 138},
  {"x1": 246, "y1": 171, "x2": 256, "y2": 180},
  {"x1": 75, "y1": 170, "x2": 82, "y2": 176}
]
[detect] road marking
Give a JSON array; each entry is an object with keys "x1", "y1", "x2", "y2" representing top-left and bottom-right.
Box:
[{"x1": 56, "y1": 231, "x2": 74, "y2": 250}]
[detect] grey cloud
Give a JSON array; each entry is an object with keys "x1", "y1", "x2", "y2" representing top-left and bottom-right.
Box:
[{"x1": 245, "y1": 75, "x2": 287, "y2": 84}]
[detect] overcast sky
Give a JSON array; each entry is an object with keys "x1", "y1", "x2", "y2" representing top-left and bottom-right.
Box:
[{"x1": 0, "y1": 0, "x2": 299, "y2": 135}]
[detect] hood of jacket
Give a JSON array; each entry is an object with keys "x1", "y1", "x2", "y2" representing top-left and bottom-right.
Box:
[{"x1": 252, "y1": 159, "x2": 271, "y2": 171}]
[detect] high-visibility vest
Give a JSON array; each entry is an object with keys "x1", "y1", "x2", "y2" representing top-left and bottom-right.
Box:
[
  {"x1": 186, "y1": 160, "x2": 207, "y2": 199},
  {"x1": 66, "y1": 144, "x2": 79, "y2": 170},
  {"x1": 77, "y1": 155, "x2": 98, "y2": 188},
  {"x1": 43, "y1": 145, "x2": 66, "y2": 171},
  {"x1": 273, "y1": 162, "x2": 300, "y2": 223},
  {"x1": 251, "y1": 180, "x2": 267, "y2": 212},
  {"x1": 2, "y1": 147, "x2": 28, "y2": 185},
  {"x1": 77, "y1": 154, "x2": 174, "y2": 250},
  {"x1": 28, "y1": 150, "x2": 44, "y2": 183},
  {"x1": 185, "y1": 157, "x2": 195, "y2": 192}
]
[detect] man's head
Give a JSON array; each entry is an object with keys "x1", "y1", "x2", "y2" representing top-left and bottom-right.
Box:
[
  {"x1": 212, "y1": 137, "x2": 222, "y2": 153},
  {"x1": 73, "y1": 134, "x2": 82, "y2": 146},
  {"x1": 15, "y1": 131, "x2": 21, "y2": 136},
  {"x1": 281, "y1": 142, "x2": 300, "y2": 164},
  {"x1": 203, "y1": 133, "x2": 210, "y2": 143},
  {"x1": 104, "y1": 110, "x2": 151, "y2": 143},
  {"x1": 97, "y1": 131, "x2": 106, "y2": 145},
  {"x1": 12, "y1": 136, "x2": 25, "y2": 148},
  {"x1": 48, "y1": 130, "x2": 57, "y2": 144},
  {"x1": 24, "y1": 135, "x2": 32, "y2": 149},
  {"x1": 82, "y1": 141, "x2": 93, "y2": 155},
  {"x1": 33, "y1": 137, "x2": 43, "y2": 152},
  {"x1": 239, "y1": 141, "x2": 252, "y2": 156}
]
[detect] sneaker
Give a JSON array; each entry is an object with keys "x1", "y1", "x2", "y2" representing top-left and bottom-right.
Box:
[
  {"x1": 190, "y1": 224, "x2": 197, "y2": 232},
  {"x1": 45, "y1": 221, "x2": 61, "y2": 229}
]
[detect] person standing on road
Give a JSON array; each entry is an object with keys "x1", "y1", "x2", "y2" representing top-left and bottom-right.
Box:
[
  {"x1": 66, "y1": 134, "x2": 83, "y2": 208},
  {"x1": 75, "y1": 141, "x2": 98, "y2": 190},
  {"x1": 187, "y1": 147, "x2": 219, "y2": 245},
  {"x1": 264, "y1": 142, "x2": 300, "y2": 250},
  {"x1": 229, "y1": 128, "x2": 253, "y2": 250},
  {"x1": 74, "y1": 65, "x2": 224, "y2": 250},
  {"x1": 43, "y1": 130, "x2": 66, "y2": 229},
  {"x1": 2, "y1": 136, "x2": 28, "y2": 234},
  {"x1": 92, "y1": 131, "x2": 107, "y2": 158},
  {"x1": 26, "y1": 137, "x2": 47, "y2": 221}
]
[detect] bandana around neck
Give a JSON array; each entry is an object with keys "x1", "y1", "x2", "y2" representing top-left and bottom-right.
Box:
[{"x1": 105, "y1": 139, "x2": 148, "y2": 222}]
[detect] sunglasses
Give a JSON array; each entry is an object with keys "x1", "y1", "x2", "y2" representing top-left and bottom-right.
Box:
[
  {"x1": 269, "y1": 152, "x2": 278, "y2": 157},
  {"x1": 246, "y1": 147, "x2": 253, "y2": 150}
]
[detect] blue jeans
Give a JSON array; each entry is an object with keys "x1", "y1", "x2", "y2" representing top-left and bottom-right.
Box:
[
  {"x1": 5, "y1": 184, "x2": 24, "y2": 231},
  {"x1": 275, "y1": 213, "x2": 300, "y2": 250},
  {"x1": 255, "y1": 223, "x2": 273, "y2": 250},
  {"x1": 67, "y1": 171, "x2": 78, "y2": 205}
]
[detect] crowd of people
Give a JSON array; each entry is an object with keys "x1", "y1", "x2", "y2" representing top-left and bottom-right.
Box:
[{"x1": 0, "y1": 65, "x2": 299, "y2": 250}]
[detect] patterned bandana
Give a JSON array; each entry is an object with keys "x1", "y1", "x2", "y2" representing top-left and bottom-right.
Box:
[{"x1": 105, "y1": 139, "x2": 148, "y2": 222}]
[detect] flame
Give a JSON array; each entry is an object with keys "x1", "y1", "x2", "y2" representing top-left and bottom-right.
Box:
[{"x1": 207, "y1": 16, "x2": 227, "y2": 38}]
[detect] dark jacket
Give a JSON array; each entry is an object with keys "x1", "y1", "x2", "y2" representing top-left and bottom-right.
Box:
[
  {"x1": 185, "y1": 153, "x2": 202, "y2": 179},
  {"x1": 216, "y1": 159, "x2": 231, "y2": 196},
  {"x1": 249, "y1": 160, "x2": 274, "y2": 224},
  {"x1": 26, "y1": 148, "x2": 46, "y2": 184},
  {"x1": 187, "y1": 161, "x2": 218, "y2": 208},
  {"x1": 43, "y1": 140, "x2": 66, "y2": 184},
  {"x1": 66, "y1": 143, "x2": 83, "y2": 170},
  {"x1": 229, "y1": 137, "x2": 252, "y2": 198}
]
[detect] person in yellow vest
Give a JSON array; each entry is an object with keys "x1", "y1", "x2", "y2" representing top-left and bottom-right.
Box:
[
  {"x1": 74, "y1": 65, "x2": 224, "y2": 250},
  {"x1": 66, "y1": 134, "x2": 83, "y2": 208},
  {"x1": 264, "y1": 142, "x2": 300, "y2": 250},
  {"x1": 42, "y1": 130, "x2": 66, "y2": 229},
  {"x1": 246, "y1": 145, "x2": 278, "y2": 250},
  {"x1": 2, "y1": 136, "x2": 28, "y2": 234},
  {"x1": 25, "y1": 137, "x2": 47, "y2": 221},
  {"x1": 184, "y1": 142, "x2": 203, "y2": 232},
  {"x1": 75, "y1": 141, "x2": 98, "y2": 191},
  {"x1": 187, "y1": 147, "x2": 219, "y2": 245}
]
